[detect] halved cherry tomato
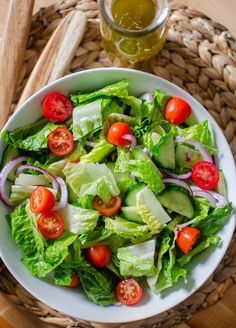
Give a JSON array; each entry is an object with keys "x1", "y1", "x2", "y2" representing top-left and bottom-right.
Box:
[
  {"x1": 191, "y1": 161, "x2": 219, "y2": 190},
  {"x1": 38, "y1": 211, "x2": 64, "y2": 239},
  {"x1": 43, "y1": 92, "x2": 72, "y2": 122},
  {"x1": 30, "y1": 186, "x2": 55, "y2": 214},
  {"x1": 69, "y1": 273, "x2": 80, "y2": 288},
  {"x1": 176, "y1": 227, "x2": 201, "y2": 254},
  {"x1": 85, "y1": 244, "x2": 111, "y2": 268},
  {"x1": 107, "y1": 122, "x2": 132, "y2": 146},
  {"x1": 165, "y1": 97, "x2": 191, "y2": 125},
  {"x1": 48, "y1": 127, "x2": 74, "y2": 156},
  {"x1": 93, "y1": 195, "x2": 122, "y2": 217},
  {"x1": 116, "y1": 279, "x2": 143, "y2": 306}
]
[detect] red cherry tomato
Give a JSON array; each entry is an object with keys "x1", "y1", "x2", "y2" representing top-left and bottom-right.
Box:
[
  {"x1": 43, "y1": 92, "x2": 72, "y2": 122},
  {"x1": 116, "y1": 279, "x2": 143, "y2": 306},
  {"x1": 38, "y1": 211, "x2": 64, "y2": 239},
  {"x1": 48, "y1": 127, "x2": 74, "y2": 156},
  {"x1": 85, "y1": 245, "x2": 111, "y2": 268},
  {"x1": 176, "y1": 227, "x2": 201, "y2": 254},
  {"x1": 69, "y1": 273, "x2": 80, "y2": 288},
  {"x1": 165, "y1": 97, "x2": 191, "y2": 125},
  {"x1": 30, "y1": 186, "x2": 55, "y2": 214},
  {"x1": 191, "y1": 161, "x2": 219, "y2": 190},
  {"x1": 93, "y1": 195, "x2": 122, "y2": 217},
  {"x1": 107, "y1": 122, "x2": 132, "y2": 146}
]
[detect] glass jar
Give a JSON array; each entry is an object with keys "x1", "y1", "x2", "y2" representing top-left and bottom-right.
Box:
[{"x1": 98, "y1": 0, "x2": 169, "y2": 63}]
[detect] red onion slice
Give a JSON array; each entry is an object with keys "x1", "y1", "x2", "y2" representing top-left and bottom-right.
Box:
[
  {"x1": 163, "y1": 169, "x2": 191, "y2": 180},
  {"x1": 16, "y1": 164, "x2": 59, "y2": 193},
  {"x1": 163, "y1": 178, "x2": 192, "y2": 195},
  {"x1": 53, "y1": 177, "x2": 68, "y2": 211},
  {"x1": 143, "y1": 147, "x2": 151, "y2": 158},
  {"x1": 176, "y1": 137, "x2": 213, "y2": 163},
  {"x1": 208, "y1": 191, "x2": 227, "y2": 208},
  {"x1": 190, "y1": 186, "x2": 217, "y2": 207},
  {"x1": 139, "y1": 92, "x2": 153, "y2": 102},
  {"x1": 0, "y1": 156, "x2": 27, "y2": 206},
  {"x1": 122, "y1": 134, "x2": 137, "y2": 151},
  {"x1": 85, "y1": 141, "x2": 96, "y2": 148}
]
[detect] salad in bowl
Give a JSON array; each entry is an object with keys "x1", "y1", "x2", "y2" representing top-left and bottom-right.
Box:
[{"x1": 0, "y1": 69, "x2": 235, "y2": 321}]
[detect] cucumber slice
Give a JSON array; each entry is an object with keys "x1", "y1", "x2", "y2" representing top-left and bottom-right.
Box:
[
  {"x1": 125, "y1": 183, "x2": 146, "y2": 206},
  {"x1": 1, "y1": 146, "x2": 19, "y2": 182},
  {"x1": 175, "y1": 143, "x2": 202, "y2": 169},
  {"x1": 158, "y1": 186, "x2": 194, "y2": 219},
  {"x1": 121, "y1": 206, "x2": 144, "y2": 224},
  {"x1": 215, "y1": 170, "x2": 227, "y2": 197},
  {"x1": 152, "y1": 134, "x2": 175, "y2": 169}
]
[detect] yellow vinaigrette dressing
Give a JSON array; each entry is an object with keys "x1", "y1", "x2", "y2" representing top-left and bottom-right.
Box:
[{"x1": 99, "y1": 0, "x2": 169, "y2": 63}]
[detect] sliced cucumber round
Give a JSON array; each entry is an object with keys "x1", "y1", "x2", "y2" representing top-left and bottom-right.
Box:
[
  {"x1": 158, "y1": 185, "x2": 195, "y2": 219},
  {"x1": 152, "y1": 134, "x2": 175, "y2": 169},
  {"x1": 121, "y1": 206, "x2": 144, "y2": 224},
  {"x1": 125, "y1": 183, "x2": 146, "y2": 206}
]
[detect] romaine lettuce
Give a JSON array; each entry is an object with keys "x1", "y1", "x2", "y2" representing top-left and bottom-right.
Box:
[
  {"x1": 71, "y1": 80, "x2": 129, "y2": 104},
  {"x1": 58, "y1": 204, "x2": 99, "y2": 234},
  {"x1": 117, "y1": 240, "x2": 156, "y2": 277},
  {"x1": 2, "y1": 119, "x2": 60, "y2": 152},
  {"x1": 63, "y1": 162, "x2": 119, "y2": 202},
  {"x1": 80, "y1": 139, "x2": 115, "y2": 163}
]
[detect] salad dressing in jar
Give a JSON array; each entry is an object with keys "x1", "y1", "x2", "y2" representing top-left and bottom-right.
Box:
[{"x1": 99, "y1": 0, "x2": 169, "y2": 63}]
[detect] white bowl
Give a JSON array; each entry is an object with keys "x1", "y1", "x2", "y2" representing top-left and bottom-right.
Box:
[{"x1": 0, "y1": 68, "x2": 235, "y2": 323}]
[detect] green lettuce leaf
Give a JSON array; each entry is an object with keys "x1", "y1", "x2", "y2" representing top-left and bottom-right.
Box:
[
  {"x1": 115, "y1": 147, "x2": 164, "y2": 194},
  {"x1": 10, "y1": 202, "x2": 45, "y2": 256},
  {"x1": 80, "y1": 139, "x2": 115, "y2": 163},
  {"x1": 105, "y1": 217, "x2": 150, "y2": 243},
  {"x1": 147, "y1": 233, "x2": 171, "y2": 291},
  {"x1": 58, "y1": 204, "x2": 99, "y2": 234},
  {"x1": 101, "y1": 98, "x2": 124, "y2": 118},
  {"x1": 177, "y1": 235, "x2": 221, "y2": 267},
  {"x1": 106, "y1": 162, "x2": 136, "y2": 193},
  {"x1": 117, "y1": 240, "x2": 156, "y2": 277},
  {"x1": 194, "y1": 203, "x2": 233, "y2": 236},
  {"x1": 23, "y1": 231, "x2": 77, "y2": 278},
  {"x1": 153, "y1": 89, "x2": 172, "y2": 112},
  {"x1": 156, "y1": 238, "x2": 187, "y2": 292},
  {"x1": 71, "y1": 80, "x2": 129, "y2": 104},
  {"x1": 2, "y1": 120, "x2": 60, "y2": 152},
  {"x1": 63, "y1": 162, "x2": 119, "y2": 202},
  {"x1": 72, "y1": 99, "x2": 103, "y2": 140},
  {"x1": 181, "y1": 120, "x2": 217, "y2": 154}
]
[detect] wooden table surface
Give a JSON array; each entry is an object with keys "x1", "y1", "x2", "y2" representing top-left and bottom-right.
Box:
[{"x1": 0, "y1": 1, "x2": 236, "y2": 328}]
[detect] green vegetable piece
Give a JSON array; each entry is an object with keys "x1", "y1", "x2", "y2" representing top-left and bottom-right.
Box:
[
  {"x1": 175, "y1": 143, "x2": 202, "y2": 169},
  {"x1": 71, "y1": 80, "x2": 129, "y2": 104},
  {"x1": 181, "y1": 120, "x2": 217, "y2": 154},
  {"x1": 117, "y1": 239, "x2": 156, "y2": 277},
  {"x1": 152, "y1": 134, "x2": 175, "y2": 169},
  {"x1": 2, "y1": 119, "x2": 60, "y2": 152},
  {"x1": 1, "y1": 146, "x2": 19, "y2": 182},
  {"x1": 106, "y1": 162, "x2": 136, "y2": 194},
  {"x1": 58, "y1": 204, "x2": 99, "y2": 234},
  {"x1": 121, "y1": 206, "x2": 144, "y2": 224},
  {"x1": 72, "y1": 99, "x2": 103, "y2": 140},
  {"x1": 214, "y1": 170, "x2": 227, "y2": 197},
  {"x1": 80, "y1": 139, "x2": 115, "y2": 163},
  {"x1": 136, "y1": 187, "x2": 171, "y2": 233},
  {"x1": 125, "y1": 183, "x2": 146, "y2": 206},
  {"x1": 158, "y1": 186, "x2": 195, "y2": 219}
]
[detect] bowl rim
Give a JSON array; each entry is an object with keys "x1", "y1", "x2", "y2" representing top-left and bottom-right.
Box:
[{"x1": 0, "y1": 67, "x2": 236, "y2": 323}]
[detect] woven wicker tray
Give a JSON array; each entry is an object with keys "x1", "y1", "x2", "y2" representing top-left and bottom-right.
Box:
[{"x1": 1, "y1": 1, "x2": 236, "y2": 327}]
